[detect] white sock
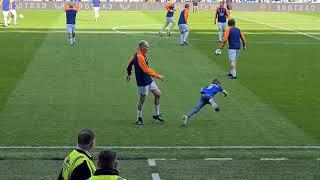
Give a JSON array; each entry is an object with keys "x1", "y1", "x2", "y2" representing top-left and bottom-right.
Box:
[
  {"x1": 168, "y1": 23, "x2": 175, "y2": 32},
  {"x1": 73, "y1": 37, "x2": 76, "y2": 43},
  {"x1": 14, "y1": 16, "x2": 16, "y2": 24},
  {"x1": 4, "y1": 17, "x2": 8, "y2": 26},
  {"x1": 218, "y1": 31, "x2": 222, "y2": 41},
  {"x1": 231, "y1": 68, "x2": 236, "y2": 77},
  {"x1": 154, "y1": 105, "x2": 160, "y2": 116},
  {"x1": 183, "y1": 31, "x2": 189, "y2": 43},
  {"x1": 161, "y1": 22, "x2": 169, "y2": 33},
  {"x1": 69, "y1": 38, "x2": 73, "y2": 45},
  {"x1": 137, "y1": 110, "x2": 142, "y2": 119},
  {"x1": 209, "y1": 99, "x2": 218, "y2": 109},
  {"x1": 180, "y1": 33, "x2": 184, "y2": 44}
]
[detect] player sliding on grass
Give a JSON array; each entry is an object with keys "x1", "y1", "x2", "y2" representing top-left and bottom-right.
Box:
[
  {"x1": 178, "y1": 4, "x2": 190, "y2": 46},
  {"x1": 218, "y1": 19, "x2": 246, "y2": 79},
  {"x1": 127, "y1": 40, "x2": 165, "y2": 125},
  {"x1": 182, "y1": 79, "x2": 228, "y2": 126},
  {"x1": 65, "y1": 3, "x2": 78, "y2": 45},
  {"x1": 214, "y1": 1, "x2": 229, "y2": 44},
  {"x1": 159, "y1": 0, "x2": 176, "y2": 37}
]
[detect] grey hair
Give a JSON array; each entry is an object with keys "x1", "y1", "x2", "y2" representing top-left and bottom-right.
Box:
[{"x1": 139, "y1": 40, "x2": 149, "y2": 49}]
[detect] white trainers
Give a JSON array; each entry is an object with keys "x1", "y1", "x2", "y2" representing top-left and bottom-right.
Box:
[{"x1": 182, "y1": 115, "x2": 188, "y2": 126}]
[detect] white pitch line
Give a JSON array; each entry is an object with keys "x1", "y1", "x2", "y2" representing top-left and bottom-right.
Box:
[
  {"x1": 152, "y1": 173, "x2": 161, "y2": 180},
  {"x1": 205, "y1": 158, "x2": 233, "y2": 161},
  {"x1": 260, "y1": 158, "x2": 288, "y2": 161},
  {"x1": 1, "y1": 146, "x2": 320, "y2": 149},
  {"x1": 112, "y1": 26, "x2": 320, "y2": 45},
  {"x1": 148, "y1": 159, "x2": 156, "y2": 167},
  {"x1": 316, "y1": 158, "x2": 320, "y2": 161},
  {"x1": 235, "y1": 16, "x2": 320, "y2": 41}
]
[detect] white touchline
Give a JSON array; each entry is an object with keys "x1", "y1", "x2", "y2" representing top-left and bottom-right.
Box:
[
  {"x1": 1, "y1": 146, "x2": 320, "y2": 149},
  {"x1": 148, "y1": 159, "x2": 156, "y2": 167},
  {"x1": 152, "y1": 173, "x2": 161, "y2": 180},
  {"x1": 205, "y1": 158, "x2": 233, "y2": 161},
  {"x1": 235, "y1": 16, "x2": 320, "y2": 41},
  {"x1": 260, "y1": 158, "x2": 288, "y2": 161},
  {"x1": 112, "y1": 26, "x2": 320, "y2": 45}
]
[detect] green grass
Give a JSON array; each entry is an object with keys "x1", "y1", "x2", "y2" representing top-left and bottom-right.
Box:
[{"x1": 0, "y1": 10, "x2": 320, "y2": 179}]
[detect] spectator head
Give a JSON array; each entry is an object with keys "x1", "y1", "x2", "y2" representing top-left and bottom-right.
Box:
[
  {"x1": 185, "y1": 4, "x2": 190, "y2": 9},
  {"x1": 77, "y1": 129, "x2": 96, "y2": 151},
  {"x1": 97, "y1": 149, "x2": 118, "y2": 169},
  {"x1": 228, "y1": 19, "x2": 236, "y2": 27},
  {"x1": 139, "y1": 40, "x2": 149, "y2": 54}
]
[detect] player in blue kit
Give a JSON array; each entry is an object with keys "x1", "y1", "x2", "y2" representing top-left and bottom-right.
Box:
[
  {"x1": 0, "y1": 0, "x2": 10, "y2": 27},
  {"x1": 214, "y1": 1, "x2": 229, "y2": 43},
  {"x1": 8, "y1": 0, "x2": 17, "y2": 25},
  {"x1": 92, "y1": 0, "x2": 101, "y2": 21},
  {"x1": 65, "y1": 3, "x2": 79, "y2": 45},
  {"x1": 219, "y1": 19, "x2": 246, "y2": 79},
  {"x1": 182, "y1": 79, "x2": 228, "y2": 126},
  {"x1": 178, "y1": 4, "x2": 190, "y2": 46},
  {"x1": 160, "y1": 0, "x2": 175, "y2": 37}
]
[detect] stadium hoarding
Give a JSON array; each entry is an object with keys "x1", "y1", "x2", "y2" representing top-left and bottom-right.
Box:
[{"x1": 16, "y1": 2, "x2": 319, "y2": 12}]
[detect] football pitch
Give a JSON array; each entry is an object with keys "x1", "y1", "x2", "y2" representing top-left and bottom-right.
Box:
[{"x1": 0, "y1": 10, "x2": 320, "y2": 179}]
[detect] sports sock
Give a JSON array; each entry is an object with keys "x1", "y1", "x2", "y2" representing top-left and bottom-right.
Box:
[
  {"x1": 168, "y1": 22, "x2": 175, "y2": 32},
  {"x1": 73, "y1": 37, "x2": 76, "y2": 43},
  {"x1": 231, "y1": 68, "x2": 236, "y2": 77},
  {"x1": 161, "y1": 22, "x2": 169, "y2": 33},
  {"x1": 137, "y1": 110, "x2": 142, "y2": 119},
  {"x1": 154, "y1": 105, "x2": 160, "y2": 116},
  {"x1": 180, "y1": 33, "x2": 184, "y2": 44},
  {"x1": 218, "y1": 31, "x2": 222, "y2": 41},
  {"x1": 183, "y1": 31, "x2": 189, "y2": 43}
]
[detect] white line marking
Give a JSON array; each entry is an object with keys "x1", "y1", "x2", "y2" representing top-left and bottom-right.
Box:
[
  {"x1": 260, "y1": 158, "x2": 288, "y2": 161},
  {"x1": 1, "y1": 146, "x2": 320, "y2": 149},
  {"x1": 148, "y1": 159, "x2": 156, "y2": 166},
  {"x1": 235, "y1": 16, "x2": 320, "y2": 41},
  {"x1": 205, "y1": 158, "x2": 233, "y2": 161},
  {"x1": 152, "y1": 173, "x2": 161, "y2": 180},
  {"x1": 316, "y1": 158, "x2": 320, "y2": 161},
  {"x1": 112, "y1": 26, "x2": 320, "y2": 45}
]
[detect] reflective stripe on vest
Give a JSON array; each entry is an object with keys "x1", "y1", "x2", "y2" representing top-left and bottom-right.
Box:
[{"x1": 62, "y1": 149, "x2": 96, "y2": 180}]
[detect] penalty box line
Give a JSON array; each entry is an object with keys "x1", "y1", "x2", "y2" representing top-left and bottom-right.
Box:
[{"x1": 1, "y1": 146, "x2": 320, "y2": 149}]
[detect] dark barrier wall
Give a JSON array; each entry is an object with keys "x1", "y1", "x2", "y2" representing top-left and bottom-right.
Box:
[{"x1": 16, "y1": 2, "x2": 319, "y2": 12}]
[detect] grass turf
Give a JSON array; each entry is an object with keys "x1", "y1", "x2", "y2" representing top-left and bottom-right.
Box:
[{"x1": 0, "y1": 10, "x2": 320, "y2": 179}]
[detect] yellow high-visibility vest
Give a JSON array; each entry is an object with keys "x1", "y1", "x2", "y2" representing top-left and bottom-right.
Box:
[{"x1": 61, "y1": 149, "x2": 96, "y2": 180}]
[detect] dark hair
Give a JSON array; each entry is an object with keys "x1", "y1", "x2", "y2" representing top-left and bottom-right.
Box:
[
  {"x1": 77, "y1": 129, "x2": 95, "y2": 146},
  {"x1": 185, "y1": 4, "x2": 190, "y2": 8},
  {"x1": 98, "y1": 149, "x2": 117, "y2": 169},
  {"x1": 228, "y1": 19, "x2": 236, "y2": 26},
  {"x1": 212, "y1": 78, "x2": 221, "y2": 85}
]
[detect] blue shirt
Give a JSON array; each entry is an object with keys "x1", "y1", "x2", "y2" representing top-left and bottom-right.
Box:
[
  {"x1": 93, "y1": 0, "x2": 100, "y2": 7},
  {"x1": 65, "y1": 6, "x2": 78, "y2": 25},
  {"x1": 201, "y1": 84, "x2": 224, "y2": 97},
  {"x1": 2, "y1": 0, "x2": 10, "y2": 11},
  {"x1": 225, "y1": 26, "x2": 246, "y2": 50},
  {"x1": 11, "y1": 1, "x2": 16, "y2": 10},
  {"x1": 178, "y1": 8, "x2": 188, "y2": 25},
  {"x1": 166, "y1": 4, "x2": 174, "y2": 17},
  {"x1": 216, "y1": 7, "x2": 227, "y2": 23}
]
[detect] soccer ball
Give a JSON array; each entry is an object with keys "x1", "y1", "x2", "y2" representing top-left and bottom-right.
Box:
[
  {"x1": 214, "y1": 49, "x2": 222, "y2": 55},
  {"x1": 19, "y1": 14, "x2": 24, "y2": 19}
]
